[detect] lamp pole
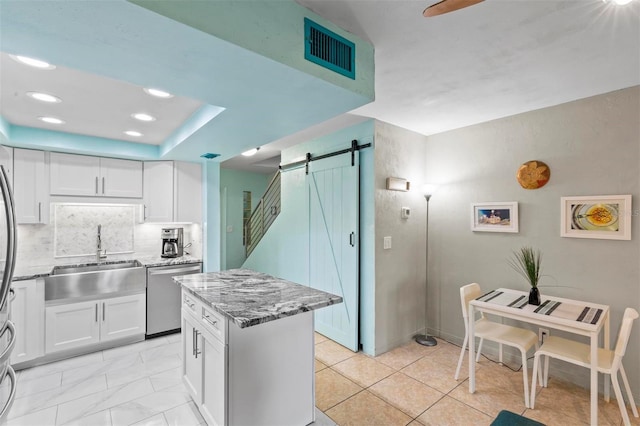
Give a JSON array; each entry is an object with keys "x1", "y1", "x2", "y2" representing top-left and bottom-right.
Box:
[{"x1": 415, "y1": 187, "x2": 437, "y2": 346}]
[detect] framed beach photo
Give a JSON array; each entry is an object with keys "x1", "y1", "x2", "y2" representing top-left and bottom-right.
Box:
[
  {"x1": 471, "y1": 202, "x2": 519, "y2": 233},
  {"x1": 561, "y1": 195, "x2": 631, "y2": 240}
]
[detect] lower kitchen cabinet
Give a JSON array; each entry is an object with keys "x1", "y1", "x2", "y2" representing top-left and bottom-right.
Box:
[
  {"x1": 46, "y1": 293, "x2": 145, "y2": 354},
  {"x1": 181, "y1": 289, "x2": 314, "y2": 426},
  {"x1": 10, "y1": 279, "x2": 45, "y2": 364}
]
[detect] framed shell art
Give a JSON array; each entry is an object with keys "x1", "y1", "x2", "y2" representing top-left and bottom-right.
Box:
[
  {"x1": 561, "y1": 195, "x2": 632, "y2": 240},
  {"x1": 471, "y1": 202, "x2": 519, "y2": 233}
]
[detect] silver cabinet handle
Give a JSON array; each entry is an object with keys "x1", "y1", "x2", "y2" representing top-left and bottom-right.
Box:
[
  {"x1": 95, "y1": 177, "x2": 99, "y2": 195},
  {"x1": 349, "y1": 232, "x2": 355, "y2": 247},
  {"x1": 192, "y1": 327, "x2": 196, "y2": 356},
  {"x1": 103, "y1": 302, "x2": 105, "y2": 321},
  {"x1": 202, "y1": 313, "x2": 217, "y2": 327},
  {"x1": 95, "y1": 304, "x2": 98, "y2": 322},
  {"x1": 102, "y1": 177, "x2": 105, "y2": 195},
  {"x1": 143, "y1": 205, "x2": 147, "y2": 220},
  {"x1": 0, "y1": 321, "x2": 16, "y2": 365},
  {"x1": 194, "y1": 330, "x2": 201, "y2": 358},
  {"x1": 8, "y1": 288, "x2": 15, "y2": 303},
  {"x1": 38, "y1": 202, "x2": 42, "y2": 222},
  {"x1": 150, "y1": 265, "x2": 202, "y2": 276},
  {"x1": 0, "y1": 366, "x2": 17, "y2": 422}
]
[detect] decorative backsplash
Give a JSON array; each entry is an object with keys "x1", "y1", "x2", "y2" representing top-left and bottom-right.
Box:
[
  {"x1": 15, "y1": 203, "x2": 203, "y2": 269},
  {"x1": 54, "y1": 204, "x2": 135, "y2": 257}
]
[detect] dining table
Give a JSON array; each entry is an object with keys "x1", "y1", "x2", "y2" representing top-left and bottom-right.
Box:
[{"x1": 468, "y1": 288, "x2": 610, "y2": 426}]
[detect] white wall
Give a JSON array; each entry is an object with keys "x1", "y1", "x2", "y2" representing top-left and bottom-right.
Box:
[
  {"x1": 425, "y1": 86, "x2": 640, "y2": 397},
  {"x1": 373, "y1": 121, "x2": 429, "y2": 355}
]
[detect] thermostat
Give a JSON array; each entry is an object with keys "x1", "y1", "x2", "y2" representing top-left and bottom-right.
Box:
[{"x1": 401, "y1": 207, "x2": 411, "y2": 219}]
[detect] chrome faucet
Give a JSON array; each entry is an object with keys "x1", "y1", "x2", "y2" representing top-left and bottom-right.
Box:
[{"x1": 96, "y1": 224, "x2": 108, "y2": 262}]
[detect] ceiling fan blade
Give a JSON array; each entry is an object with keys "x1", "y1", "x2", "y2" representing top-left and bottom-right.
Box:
[{"x1": 423, "y1": 0, "x2": 484, "y2": 17}]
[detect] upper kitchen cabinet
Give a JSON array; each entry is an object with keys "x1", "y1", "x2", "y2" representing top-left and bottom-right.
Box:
[
  {"x1": 50, "y1": 152, "x2": 142, "y2": 198},
  {"x1": 143, "y1": 161, "x2": 202, "y2": 223},
  {"x1": 14, "y1": 148, "x2": 49, "y2": 224}
]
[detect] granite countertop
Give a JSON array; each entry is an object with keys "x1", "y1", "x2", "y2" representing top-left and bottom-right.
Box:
[
  {"x1": 12, "y1": 256, "x2": 202, "y2": 281},
  {"x1": 174, "y1": 268, "x2": 343, "y2": 329}
]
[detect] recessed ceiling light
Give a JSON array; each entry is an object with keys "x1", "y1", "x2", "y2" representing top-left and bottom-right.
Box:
[
  {"x1": 10, "y1": 54, "x2": 56, "y2": 70},
  {"x1": 132, "y1": 113, "x2": 156, "y2": 122},
  {"x1": 144, "y1": 88, "x2": 174, "y2": 98},
  {"x1": 26, "y1": 92, "x2": 62, "y2": 103},
  {"x1": 242, "y1": 147, "x2": 260, "y2": 157},
  {"x1": 124, "y1": 130, "x2": 143, "y2": 137},
  {"x1": 38, "y1": 116, "x2": 65, "y2": 124}
]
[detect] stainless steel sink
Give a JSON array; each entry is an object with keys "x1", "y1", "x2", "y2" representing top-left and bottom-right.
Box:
[
  {"x1": 45, "y1": 260, "x2": 145, "y2": 303},
  {"x1": 51, "y1": 260, "x2": 142, "y2": 275}
]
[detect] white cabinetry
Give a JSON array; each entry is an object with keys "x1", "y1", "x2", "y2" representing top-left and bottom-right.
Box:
[
  {"x1": 143, "y1": 161, "x2": 174, "y2": 222},
  {"x1": 0, "y1": 145, "x2": 13, "y2": 189},
  {"x1": 181, "y1": 289, "x2": 314, "y2": 426},
  {"x1": 13, "y1": 148, "x2": 49, "y2": 224},
  {"x1": 45, "y1": 293, "x2": 146, "y2": 354},
  {"x1": 50, "y1": 152, "x2": 142, "y2": 198},
  {"x1": 143, "y1": 161, "x2": 202, "y2": 223},
  {"x1": 10, "y1": 279, "x2": 45, "y2": 364}
]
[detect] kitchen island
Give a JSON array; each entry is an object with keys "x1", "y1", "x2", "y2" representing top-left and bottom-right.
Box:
[{"x1": 174, "y1": 269, "x2": 342, "y2": 426}]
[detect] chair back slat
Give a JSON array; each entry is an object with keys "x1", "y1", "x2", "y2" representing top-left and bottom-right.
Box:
[
  {"x1": 460, "y1": 283, "x2": 481, "y2": 321},
  {"x1": 614, "y1": 307, "x2": 639, "y2": 358}
]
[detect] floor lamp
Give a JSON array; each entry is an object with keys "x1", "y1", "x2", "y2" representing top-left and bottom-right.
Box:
[{"x1": 415, "y1": 184, "x2": 438, "y2": 346}]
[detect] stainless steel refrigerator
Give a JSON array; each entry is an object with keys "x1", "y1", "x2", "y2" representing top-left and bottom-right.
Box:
[{"x1": 0, "y1": 165, "x2": 18, "y2": 421}]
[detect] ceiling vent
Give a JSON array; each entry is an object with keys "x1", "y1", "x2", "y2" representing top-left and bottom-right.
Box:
[
  {"x1": 304, "y1": 18, "x2": 355, "y2": 80},
  {"x1": 200, "y1": 153, "x2": 220, "y2": 159}
]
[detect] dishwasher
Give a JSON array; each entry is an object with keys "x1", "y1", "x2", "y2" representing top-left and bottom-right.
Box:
[{"x1": 146, "y1": 262, "x2": 202, "y2": 338}]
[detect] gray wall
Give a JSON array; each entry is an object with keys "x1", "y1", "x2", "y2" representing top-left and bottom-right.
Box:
[
  {"x1": 374, "y1": 121, "x2": 428, "y2": 355},
  {"x1": 425, "y1": 86, "x2": 640, "y2": 396}
]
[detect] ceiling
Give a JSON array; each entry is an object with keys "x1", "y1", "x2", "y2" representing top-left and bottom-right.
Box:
[
  {"x1": 1, "y1": 0, "x2": 638, "y2": 174},
  {"x1": 0, "y1": 52, "x2": 203, "y2": 146},
  {"x1": 295, "y1": 0, "x2": 640, "y2": 137}
]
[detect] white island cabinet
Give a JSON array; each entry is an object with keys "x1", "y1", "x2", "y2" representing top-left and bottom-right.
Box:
[{"x1": 176, "y1": 269, "x2": 342, "y2": 426}]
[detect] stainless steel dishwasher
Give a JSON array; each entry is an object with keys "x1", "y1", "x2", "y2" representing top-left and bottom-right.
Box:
[{"x1": 146, "y1": 262, "x2": 202, "y2": 337}]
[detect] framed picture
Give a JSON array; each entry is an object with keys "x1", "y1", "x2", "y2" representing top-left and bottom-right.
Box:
[
  {"x1": 471, "y1": 202, "x2": 519, "y2": 233},
  {"x1": 561, "y1": 195, "x2": 632, "y2": 240}
]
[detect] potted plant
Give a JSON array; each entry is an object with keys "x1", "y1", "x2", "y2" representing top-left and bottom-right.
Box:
[{"x1": 508, "y1": 246, "x2": 543, "y2": 305}]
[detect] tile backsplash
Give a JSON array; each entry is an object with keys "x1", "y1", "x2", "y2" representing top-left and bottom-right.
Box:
[{"x1": 16, "y1": 203, "x2": 202, "y2": 269}]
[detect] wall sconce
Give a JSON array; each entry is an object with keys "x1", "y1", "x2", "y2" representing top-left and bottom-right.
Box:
[{"x1": 386, "y1": 177, "x2": 410, "y2": 192}]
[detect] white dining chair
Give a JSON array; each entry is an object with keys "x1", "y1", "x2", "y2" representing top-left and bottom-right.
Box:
[
  {"x1": 455, "y1": 283, "x2": 540, "y2": 408},
  {"x1": 530, "y1": 307, "x2": 639, "y2": 426}
]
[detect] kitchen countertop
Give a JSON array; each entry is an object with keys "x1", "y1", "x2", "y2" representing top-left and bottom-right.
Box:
[
  {"x1": 12, "y1": 256, "x2": 202, "y2": 281},
  {"x1": 174, "y1": 268, "x2": 343, "y2": 329}
]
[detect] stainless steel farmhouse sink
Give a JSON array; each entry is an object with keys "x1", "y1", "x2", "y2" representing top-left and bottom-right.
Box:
[{"x1": 45, "y1": 260, "x2": 145, "y2": 303}]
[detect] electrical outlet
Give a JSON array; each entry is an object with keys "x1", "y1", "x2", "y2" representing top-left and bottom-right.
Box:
[{"x1": 539, "y1": 328, "x2": 549, "y2": 343}]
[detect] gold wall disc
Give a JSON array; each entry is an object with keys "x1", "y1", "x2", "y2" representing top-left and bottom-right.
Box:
[{"x1": 517, "y1": 160, "x2": 550, "y2": 189}]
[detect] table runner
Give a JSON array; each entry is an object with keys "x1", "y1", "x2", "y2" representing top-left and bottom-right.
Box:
[{"x1": 476, "y1": 290, "x2": 603, "y2": 325}]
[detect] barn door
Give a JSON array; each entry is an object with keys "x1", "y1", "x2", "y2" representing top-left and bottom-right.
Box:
[{"x1": 308, "y1": 153, "x2": 359, "y2": 352}]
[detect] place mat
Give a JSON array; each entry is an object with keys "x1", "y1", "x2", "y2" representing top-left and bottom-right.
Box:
[{"x1": 476, "y1": 290, "x2": 603, "y2": 324}]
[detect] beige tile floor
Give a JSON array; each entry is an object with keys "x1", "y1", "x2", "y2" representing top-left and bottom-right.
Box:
[{"x1": 314, "y1": 333, "x2": 640, "y2": 426}]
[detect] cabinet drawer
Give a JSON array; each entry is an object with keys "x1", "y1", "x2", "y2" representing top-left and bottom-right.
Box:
[
  {"x1": 200, "y1": 305, "x2": 226, "y2": 344},
  {"x1": 182, "y1": 291, "x2": 201, "y2": 315}
]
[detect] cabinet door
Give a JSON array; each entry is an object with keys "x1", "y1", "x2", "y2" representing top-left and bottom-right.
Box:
[
  {"x1": 174, "y1": 161, "x2": 202, "y2": 223},
  {"x1": 182, "y1": 312, "x2": 203, "y2": 404},
  {"x1": 0, "y1": 145, "x2": 13, "y2": 190},
  {"x1": 100, "y1": 158, "x2": 143, "y2": 198},
  {"x1": 45, "y1": 300, "x2": 100, "y2": 353},
  {"x1": 50, "y1": 152, "x2": 100, "y2": 196},
  {"x1": 143, "y1": 161, "x2": 174, "y2": 222},
  {"x1": 200, "y1": 327, "x2": 227, "y2": 426},
  {"x1": 14, "y1": 148, "x2": 48, "y2": 224},
  {"x1": 101, "y1": 294, "x2": 146, "y2": 342},
  {"x1": 10, "y1": 279, "x2": 45, "y2": 364}
]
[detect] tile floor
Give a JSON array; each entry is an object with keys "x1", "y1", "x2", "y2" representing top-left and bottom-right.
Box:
[
  {"x1": 3, "y1": 333, "x2": 638, "y2": 426},
  {"x1": 314, "y1": 334, "x2": 640, "y2": 426}
]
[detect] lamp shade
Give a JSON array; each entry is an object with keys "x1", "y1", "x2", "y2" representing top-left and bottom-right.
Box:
[{"x1": 423, "y1": 184, "x2": 438, "y2": 200}]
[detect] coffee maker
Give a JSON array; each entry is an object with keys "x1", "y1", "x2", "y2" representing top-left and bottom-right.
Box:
[{"x1": 161, "y1": 227, "x2": 183, "y2": 258}]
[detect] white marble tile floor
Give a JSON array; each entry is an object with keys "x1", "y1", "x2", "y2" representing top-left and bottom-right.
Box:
[{"x1": 7, "y1": 334, "x2": 334, "y2": 426}]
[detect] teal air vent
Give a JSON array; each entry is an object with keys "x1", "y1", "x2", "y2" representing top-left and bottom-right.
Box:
[
  {"x1": 304, "y1": 18, "x2": 355, "y2": 80},
  {"x1": 200, "y1": 153, "x2": 220, "y2": 159}
]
